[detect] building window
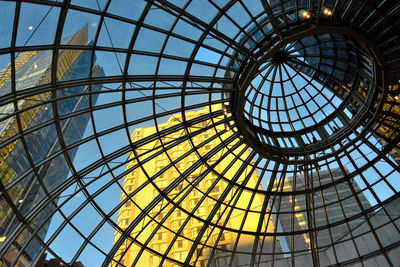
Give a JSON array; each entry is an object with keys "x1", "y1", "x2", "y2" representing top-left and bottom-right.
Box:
[
  {"x1": 196, "y1": 248, "x2": 203, "y2": 257},
  {"x1": 217, "y1": 256, "x2": 230, "y2": 265},
  {"x1": 187, "y1": 161, "x2": 194, "y2": 167},
  {"x1": 206, "y1": 179, "x2": 216, "y2": 187},
  {"x1": 125, "y1": 186, "x2": 133, "y2": 192},
  {"x1": 172, "y1": 251, "x2": 187, "y2": 260},
  {"x1": 176, "y1": 240, "x2": 183, "y2": 248},
  {"x1": 171, "y1": 219, "x2": 183, "y2": 228},
  {"x1": 190, "y1": 198, "x2": 200, "y2": 206},
  {"x1": 191, "y1": 190, "x2": 199, "y2": 197},
  {"x1": 155, "y1": 232, "x2": 167, "y2": 241},
  {"x1": 120, "y1": 219, "x2": 129, "y2": 226},
  {"x1": 220, "y1": 234, "x2": 225, "y2": 241},
  {"x1": 174, "y1": 210, "x2": 182, "y2": 218},
  {"x1": 211, "y1": 186, "x2": 220, "y2": 193},
  {"x1": 195, "y1": 206, "x2": 206, "y2": 214},
  {"x1": 173, "y1": 184, "x2": 183, "y2": 193},
  {"x1": 121, "y1": 210, "x2": 130, "y2": 217},
  {"x1": 150, "y1": 256, "x2": 160, "y2": 265}
]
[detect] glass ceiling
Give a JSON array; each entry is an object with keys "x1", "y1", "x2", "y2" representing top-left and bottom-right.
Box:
[{"x1": 0, "y1": 0, "x2": 400, "y2": 267}]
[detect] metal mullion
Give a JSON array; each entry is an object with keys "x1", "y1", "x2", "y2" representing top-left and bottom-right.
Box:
[
  {"x1": 288, "y1": 54, "x2": 359, "y2": 98},
  {"x1": 360, "y1": 136, "x2": 400, "y2": 177},
  {"x1": 303, "y1": 166, "x2": 319, "y2": 266},
  {"x1": 73, "y1": 132, "x2": 221, "y2": 236},
  {"x1": 247, "y1": 85, "x2": 263, "y2": 128},
  {"x1": 5, "y1": 1, "x2": 70, "y2": 266},
  {"x1": 157, "y1": 140, "x2": 250, "y2": 266},
  {"x1": 2, "y1": 1, "x2": 400, "y2": 266},
  {"x1": 125, "y1": 160, "x2": 216, "y2": 265},
  {"x1": 357, "y1": 147, "x2": 397, "y2": 195},
  {"x1": 153, "y1": 0, "x2": 251, "y2": 57},
  {"x1": 0, "y1": 114, "x2": 55, "y2": 151},
  {"x1": 16, "y1": 0, "x2": 62, "y2": 8},
  {"x1": 291, "y1": 166, "x2": 297, "y2": 264},
  {"x1": 239, "y1": 0, "x2": 266, "y2": 42},
  {"x1": 282, "y1": 64, "x2": 308, "y2": 131},
  {"x1": 72, "y1": 125, "x2": 224, "y2": 263},
  {"x1": 224, "y1": 162, "x2": 270, "y2": 266},
  {"x1": 320, "y1": 162, "x2": 364, "y2": 265},
  {"x1": 304, "y1": 34, "x2": 340, "y2": 115},
  {"x1": 198, "y1": 157, "x2": 263, "y2": 267},
  {"x1": 127, "y1": 48, "x2": 235, "y2": 71},
  {"x1": 278, "y1": 63, "x2": 293, "y2": 133},
  {"x1": 309, "y1": 164, "x2": 322, "y2": 266},
  {"x1": 165, "y1": 146, "x2": 236, "y2": 239},
  {"x1": 289, "y1": 52, "x2": 360, "y2": 76},
  {"x1": 256, "y1": 166, "x2": 287, "y2": 266},
  {"x1": 245, "y1": 60, "x2": 274, "y2": 118},
  {"x1": 358, "y1": 3, "x2": 379, "y2": 29},
  {"x1": 227, "y1": 161, "x2": 270, "y2": 266},
  {"x1": 39, "y1": 0, "x2": 108, "y2": 264},
  {"x1": 207, "y1": 0, "x2": 256, "y2": 44},
  {"x1": 353, "y1": 138, "x2": 398, "y2": 200},
  {"x1": 185, "y1": 122, "x2": 246, "y2": 191},
  {"x1": 110, "y1": 131, "x2": 241, "y2": 266},
  {"x1": 265, "y1": 64, "x2": 278, "y2": 132},
  {"x1": 151, "y1": 0, "x2": 183, "y2": 180},
  {"x1": 313, "y1": 166, "x2": 340, "y2": 264},
  {"x1": 134, "y1": 19, "x2": 239, "y2": 63},
  {"x1": 257, "y1": 95, "x2": 265, "y2": 128},
  {"x1": 176, "y1": 0, "x2": 238, "y2": 135},
  {"x1": 279, "y1": 1, "x2": 290, "y2": 26},
  {"x1": 286, "y1": 71, "x2": 319, "y2": 127},
  {"x1": 0, "y1": 44, "x2": 55, "y2": 55},
  {"x1": 115, "y1": 132, "x2": 242, "y2": 266},
  {"x1": 183, "y1": 148, "x2": 257, "y2": 265},
  {"x1": 278, "y1": 63, "x2": 297, "y2": 130},
  {"x1": 104, "y1": 116, "x2": 223, "y2": 264},
  {"x1": 0, "y1": 76, "x2": 236, "y2": 103},
  {"x1": 260, "y1": 0, "x2": 283, "y2": 40},
  {"x1": 254, "y1": 60, "x2": 275, "y2": 77},
  {"x1": 249, "y1": 162, "x2": 280, "y2": 266},
  {"x1": 119, "y1": 3, "x2": 152, "y2": 226},
  {"x1": 328, "y1": 153, "x2": 379, "y2": 266}
]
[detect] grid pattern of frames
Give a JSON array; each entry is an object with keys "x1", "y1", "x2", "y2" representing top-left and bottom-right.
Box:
[{"x1": 0, "y1": 1, "x2": 400, "y2": 267}]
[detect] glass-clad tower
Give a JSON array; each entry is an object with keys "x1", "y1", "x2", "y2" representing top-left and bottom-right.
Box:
[
  {"x1": 277, "y1": 168, "x2": 371, "y2": 252},
  {"x1": 0, "y1": 25, "x2": 104, "y2": 266}
]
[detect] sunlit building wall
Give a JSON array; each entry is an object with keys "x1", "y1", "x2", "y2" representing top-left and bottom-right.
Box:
[
  {"x1": 112, "y1": 105, "x2": 282, "y2": 267},
  {"x1": 0, "y1": 25, "x2": 104, "y2": 266}
]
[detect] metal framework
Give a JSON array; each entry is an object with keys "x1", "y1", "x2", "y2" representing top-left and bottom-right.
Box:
[{"x1": 0, "y1": 0, "x2": 400, "y2": 266}]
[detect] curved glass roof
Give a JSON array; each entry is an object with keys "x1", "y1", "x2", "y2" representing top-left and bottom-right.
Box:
[
  {"x1": 0, "y1": 1, "x2": 400, "y2": 267},
  {"x1": 243, "y1": 34, "x2": 353, "y2": 133}
]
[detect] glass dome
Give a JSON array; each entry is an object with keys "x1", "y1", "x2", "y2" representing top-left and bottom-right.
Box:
[{"x1": 0, "y1": 1, "x2": 400, "y2": 267}]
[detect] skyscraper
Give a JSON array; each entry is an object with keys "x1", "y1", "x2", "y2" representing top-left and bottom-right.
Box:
[
  {"x1": 111, "y1": 105, "x2": 282, "y2": 267},
  {"x1": 277, "y1": 168, "x2": 371, "y2": 253},
  {"x1": 0, "y1": 25, "x2": 104, "y2": 266},
  {"x1": 373, "y1": 84, "x2": 400, "y2": 166}
]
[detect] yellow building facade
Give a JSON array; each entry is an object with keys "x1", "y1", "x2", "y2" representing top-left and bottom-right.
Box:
[{"x1": 112, "y1": 105, "x2": 280, "y2": 266}]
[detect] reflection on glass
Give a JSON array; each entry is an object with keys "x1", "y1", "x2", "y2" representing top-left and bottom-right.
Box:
[{"x1": 0, "y1": 25, "x2": 104, "y2": 266}]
